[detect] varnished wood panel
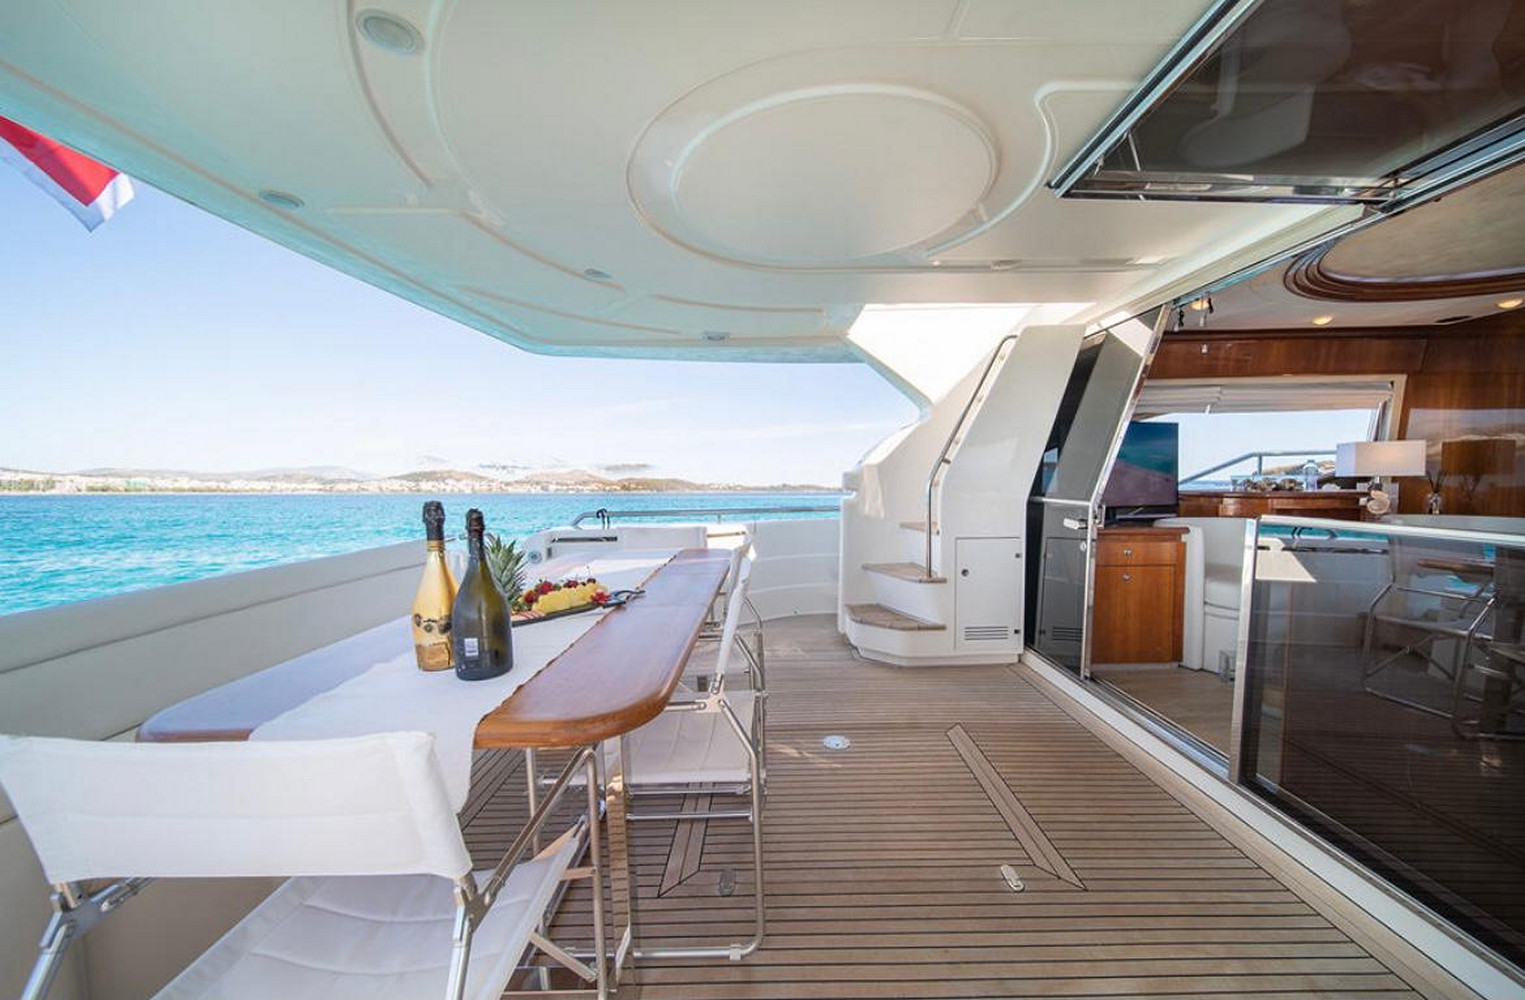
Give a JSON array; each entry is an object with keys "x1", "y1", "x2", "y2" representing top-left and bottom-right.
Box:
[
  {"x1": 1176, "y1": 491, "x2": 1366, "y2": 520},
  {"x1": 460, "y1": 616, "x2": 1441, "y2": 999},
  {"x1": 476, "y1": 548, "x2": 729, "y2": 748},
  {"x1": 1094, "y1": 528, "x2": 1185, "y2": 664},
  {"x1": 1093, "y1": 564, "x2": 1183, "y2": 663},
  {"x1": 1151, "y1": 333, "x2": 1427, "y2": 380}
]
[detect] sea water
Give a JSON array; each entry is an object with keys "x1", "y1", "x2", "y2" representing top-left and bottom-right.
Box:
[{"x1": 0, "y1": 492, "x2": 838, "y2": 616}]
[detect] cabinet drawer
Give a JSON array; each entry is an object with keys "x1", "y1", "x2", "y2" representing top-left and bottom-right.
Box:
[{"x1": 1096, "y1": 539, "x2": 1180, "y2": 566}]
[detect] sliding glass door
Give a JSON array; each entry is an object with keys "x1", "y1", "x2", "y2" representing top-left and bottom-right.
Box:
[{"x1": 1027, "y1": 313, "x2": 1164, "y2": 673}]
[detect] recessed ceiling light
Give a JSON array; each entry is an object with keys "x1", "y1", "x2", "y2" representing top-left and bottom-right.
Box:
[
  {"x1": 257, "y1": 189, "x2": 304, "y2": 210},
  {"x1": 1311, "y1": 315, "x2": 1334, "y2": 326},
  {"x1": 356, "y1": 10, "x2": 423, "y2": 54},
  {"x1": 583, "y1": 268, "x2": 613, "y2": 281},
  {"x1": 702, "y1": 331, "x2": 729, "y2": 342},
  {"x1": 1497, "y1": 297, "x2": 1523, "y2": 310}
]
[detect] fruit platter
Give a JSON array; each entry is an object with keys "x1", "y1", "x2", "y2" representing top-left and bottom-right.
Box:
[{"x1": 511, "y1": 576, "x2": 614, "y2": 623}]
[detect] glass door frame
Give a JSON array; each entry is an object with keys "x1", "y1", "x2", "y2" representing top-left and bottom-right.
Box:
[{"x1": 1077, "y1": 310, "x2": 1170, "y2": 680}]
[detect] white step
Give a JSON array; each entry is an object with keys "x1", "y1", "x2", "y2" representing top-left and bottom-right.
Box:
[
  {"x1": 846, "y1": 603, "x2": 944, "y2": 631},
  {"x1": 863, "y1": 562, "x2": 944, "y2": 584}
]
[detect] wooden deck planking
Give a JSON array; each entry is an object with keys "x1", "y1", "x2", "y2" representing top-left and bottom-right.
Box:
[{"x1": 461, "y1": 615, "x2": 1438, "y2": 999}]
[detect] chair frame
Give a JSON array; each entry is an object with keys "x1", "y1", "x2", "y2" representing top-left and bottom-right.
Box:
[
  {"x1": 1361, "y1": 578, "x2": 1495, "y2": 718},
  {"x1": 542, "y1": 557, "x2": 767, "y2": 965},
  {"x1": 16, "y1": 745, "x2": 608, "y2": 1000}
]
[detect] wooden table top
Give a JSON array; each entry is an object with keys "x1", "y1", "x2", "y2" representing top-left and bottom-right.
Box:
[{"x1": 138, "y1": 548, "x2": 730, "y2": 750}]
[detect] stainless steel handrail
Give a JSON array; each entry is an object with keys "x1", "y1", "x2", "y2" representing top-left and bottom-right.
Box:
[
  {"x1": 569, "y1": 504, "x2": 838, "y2": 529},
  {"x1": 1180, "y1": 449, "x2": 1335, "y2": 487},
  {"x1": 923, "y1": 334, "x2": 1020, "y2": 577}
]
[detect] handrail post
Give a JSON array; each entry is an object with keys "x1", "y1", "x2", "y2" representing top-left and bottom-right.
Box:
[{"x1": 924, "y1": 334, "x2": 1019, "y2": 578}]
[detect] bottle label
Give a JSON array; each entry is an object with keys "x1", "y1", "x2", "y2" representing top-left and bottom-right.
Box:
[
  {"x1": 463, "y1": 637, "x2": 479, "y2": 657},
  {"x1": 414, "y1": 642, "x2": 452, "y2": 672},
  {"x1": 412, "y1": 613, "x2": 451, "y2": 635}
]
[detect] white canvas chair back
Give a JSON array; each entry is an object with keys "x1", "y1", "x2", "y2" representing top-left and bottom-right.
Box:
[
  {"x1": 711, "y1": 557, "x2": 753, "y2": 689},
  {"x1": 0, "y1": 732, "x2": 471, "y2": 885},
  {"x1": 724, "y1": 538, "x2": 753, "y2": 593}
]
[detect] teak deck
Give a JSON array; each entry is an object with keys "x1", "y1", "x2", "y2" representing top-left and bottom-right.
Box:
[{"x1": 462, "y1": 615, "x2": 1458, "y2": 1000}]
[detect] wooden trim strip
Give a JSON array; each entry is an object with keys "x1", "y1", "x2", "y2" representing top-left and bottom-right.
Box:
[{"x1": 947, "y1": 723, "x2": 1085, "y2": 889}]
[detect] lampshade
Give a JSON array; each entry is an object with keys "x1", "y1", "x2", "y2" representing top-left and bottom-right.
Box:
[
  {"x1": 1335, "y1": 439, "x2": 1427, "y2": 477},
  {"x1": 1441, "y1": 437, "x2": 1514, "y2": 477}
]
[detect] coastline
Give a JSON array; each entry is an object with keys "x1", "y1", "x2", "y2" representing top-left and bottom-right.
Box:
[
  {"x1": 0, "y1": 468, "x2": 840, "y2": 496},
  {"x1": 0, "y1": 487, "x2": 843, "y2": 496}
]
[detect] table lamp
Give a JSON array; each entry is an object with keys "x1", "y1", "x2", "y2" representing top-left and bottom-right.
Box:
[
  {"x1": 1440, "y1": 437, "x2": 1514, "y2": 513},
  {"x1": 1335, "y1": 439, "x2": 1427, "y2": 516}
]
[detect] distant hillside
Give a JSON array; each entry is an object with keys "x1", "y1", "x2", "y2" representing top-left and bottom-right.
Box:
[
  {"x1": 0, "y1": 465, "x2": 836, "y2": 495},
  {"x1": 73, "y1": 465, "x2": 374, "y2": 482},
  {"x1": 388, "y1": 469, "x2": 501, "y2": 484}
]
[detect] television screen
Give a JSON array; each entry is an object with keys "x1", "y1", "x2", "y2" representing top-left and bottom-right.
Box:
[{"x1": 1102, "y1": 421, "x2": 1179, "y2": 512}]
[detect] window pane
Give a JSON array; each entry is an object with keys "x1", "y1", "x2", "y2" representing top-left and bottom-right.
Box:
[{"x1": 1068, "y1": 0, "x2": 1525, "y2": 201}]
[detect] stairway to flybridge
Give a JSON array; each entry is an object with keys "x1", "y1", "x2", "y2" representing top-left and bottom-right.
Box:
[{"x1": 840, "y1": 325, "x2": 1085, "y2": 667}]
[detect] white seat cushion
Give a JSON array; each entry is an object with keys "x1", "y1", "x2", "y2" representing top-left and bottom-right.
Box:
[
  {"x1": 153, "y1": 833, "x2": 578, "y2": 1000},
  {"x1": 623, "y1": 691, "x2": 756, "y2": 786}
]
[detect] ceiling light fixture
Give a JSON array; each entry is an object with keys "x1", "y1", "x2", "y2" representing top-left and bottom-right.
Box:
[
  {"x1": 582, "y1": 268, "x2": 613, "y2": 281},
  {"x1": 702, "y1": 331, "x2": 729, "y2": 342},
  {"x1": 257, "y1": 189, "x2": 304, "y2": 210},
  {"x1": 1311, "y1": 315, "x2": 1334, "y2": 326},
  {"x1": 1497, "y1": 297, "x2": 1524, "y2": 310},
  {"x1": 1188, "y1": 296, "x2": 1211, "y2": 312},
  {"x1": 356, "y1": 10, "x2": 423, "y2": 55}
]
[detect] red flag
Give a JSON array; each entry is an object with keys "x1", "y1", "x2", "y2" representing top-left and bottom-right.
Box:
[{"x1": 0, "y1": 116, "x2": 134, "y2": 230}]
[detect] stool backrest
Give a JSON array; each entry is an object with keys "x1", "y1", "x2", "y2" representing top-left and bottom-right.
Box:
[
  {"x1": 712, "y1": 557, "x2": 754, "y2": 686},
  {"x1": 725, "y1": 539, "x2": 753, "y2": 593},
  {"x1": 0, "y1": 731, "x2": 471, "y2": 884}
]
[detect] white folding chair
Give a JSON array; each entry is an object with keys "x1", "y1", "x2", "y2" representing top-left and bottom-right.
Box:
[
  {"x1": 620, "y1": 557, "x2": 767, "y2": 959},
  {"x1": 695, "y1": 539, "x2": 765, "y2": 697},
  {"x1": 0, "y1": 732, "x2": 607, "y2": 1000}
]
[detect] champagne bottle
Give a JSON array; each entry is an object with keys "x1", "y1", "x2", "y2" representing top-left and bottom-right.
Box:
[
  {"x1": 412, "y1": 501, "x2": 458, "y2": 671},
  {"x1": 452, "y1": 509, "x2": 514, "y2": 681}
]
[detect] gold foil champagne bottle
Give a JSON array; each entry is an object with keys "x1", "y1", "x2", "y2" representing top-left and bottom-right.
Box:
[{"x1": 412, "y1": 501, "x2": 458, "y2": 671}]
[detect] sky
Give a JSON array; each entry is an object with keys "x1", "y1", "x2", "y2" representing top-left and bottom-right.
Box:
[
  {"x1": 0, "y1": 170, "x2": 916, "y2": 486},
  {"x1": 0, "y1": 167, "x2": 1377, "y2": 487}
]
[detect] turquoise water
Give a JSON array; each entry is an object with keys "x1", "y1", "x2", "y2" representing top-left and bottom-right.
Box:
[{"x1": 0, "y1": 492, "x2": 839, "y2": 616}]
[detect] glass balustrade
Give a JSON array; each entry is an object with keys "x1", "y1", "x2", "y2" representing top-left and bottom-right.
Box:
[{"x1": 1240, "y1": 516, "x2": 1525, "y2": 966}]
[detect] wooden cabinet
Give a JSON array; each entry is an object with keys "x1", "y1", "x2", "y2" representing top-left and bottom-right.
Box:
[
  {"x1": 1091, "y1": 527, "x2": 1186, "y2": 665},
  {"x1": 1177, "y1": 490, "x2": 1366, "y2": 520}
]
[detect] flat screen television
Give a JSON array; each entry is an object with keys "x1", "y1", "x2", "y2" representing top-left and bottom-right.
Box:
[{"x1": 1102, "y1": 421, "x2": 1179, "y2": 521}]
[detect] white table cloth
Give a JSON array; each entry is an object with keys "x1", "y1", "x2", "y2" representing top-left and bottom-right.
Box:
[{"x1": 252, "y1": 549, "x2": 678, "y2": 809}]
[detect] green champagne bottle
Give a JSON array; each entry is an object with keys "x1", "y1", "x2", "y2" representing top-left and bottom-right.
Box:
[{"x1": 451, "y1": 509, "x2": 513, "y2": 681}]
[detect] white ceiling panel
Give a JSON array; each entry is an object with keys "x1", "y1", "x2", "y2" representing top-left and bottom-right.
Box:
[{"x1": 0, "y1": 0, "x2": 1331, "y2": 361}]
